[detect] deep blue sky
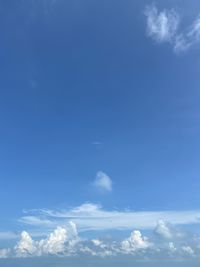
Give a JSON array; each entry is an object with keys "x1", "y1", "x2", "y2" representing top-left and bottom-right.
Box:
[{"x1": 1, "y1": 0, "x2": 200, "y2": 247}]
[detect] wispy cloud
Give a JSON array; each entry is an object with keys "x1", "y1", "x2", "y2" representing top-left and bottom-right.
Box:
[
  {"x1": 0, "y1": 231, "x2": 19, "y2": 240},
  {"x1": 92, "y1": 141, "x2": 103, "y2": 146},
  {"x1": 174, "y1": 15, "x2": 200, "y2": 52},
  {"x1": 145, "y1": 4, "x2": 200, "y2": 53},
  {"x1": 145, "y1": 4, "x2": 179, "y2": 43},
  {"x1": 93, "y1": 172, "x2": 113, "y2": 192},
  {"x1": 19, "y1": 203, "x2": 200, "y2": 232}
]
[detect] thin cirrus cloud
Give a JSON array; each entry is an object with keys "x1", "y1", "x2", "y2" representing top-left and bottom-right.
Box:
[
  {"x1": 19, "y1": 203, "x2": 200, "y2": 232},
  {"x1": 144, "y1": 3, "x2": 200, "y2": 53},
  {"x1": 93, "y1": 171, "x2": 113, "y2": 192},
  {"x1": 144, "y1": 4, "x2": 180, "y2": 43}
]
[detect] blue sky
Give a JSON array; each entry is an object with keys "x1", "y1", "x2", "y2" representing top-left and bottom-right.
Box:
[{"x1": 1, "y1": 0, "x2": 200, "y2": 264}]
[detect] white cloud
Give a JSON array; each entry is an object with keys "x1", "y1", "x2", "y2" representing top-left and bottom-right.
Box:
[
  {"x1": 15, "y1": 231, "x2": 37, "y2": 257},
  {"x1": 154, "y1": 220, "x2": 173, "y2": 239},
  {"x1": 145, "y1": 4, "x2": 200, "y2": 53},
  {"x1": 173, "y1": 33, "x2": 191, "y2": 53},
  {"x1": 1, "y1": 221, "x2": 200, "y2": 259},
  {"x1": 168, "y1": 242, "x2": 177, "y2": 253},
  {"x1": 14, "y1": 223, "x2": 79, "y2": 257},
  {"x1": 154, "y1": 220, "x2": 187, "y2": 241},
  {"x1": 145, "y1": 4, "x2": 179, "y2": 43},
  {"x1": 121, "y1": 230, "x2": 151, "y2": 253},
  {"x1": 182, "y1": 246, "x2": 195, "y2": 256},
  {"x1": 0, "y1": 249, "x2": 10, "y2": 258},
  {"x1": 174, "y1": 15, "x2": 200, "y2": 52},
  {"x1": 92, "y1": 239, "x2": 103, "y2": 246},
  {"x1": 38, "y1": 227, "x2": 68, "y2": 255},
  {"x1": 19, "y1": 203, "x2": 200, "y2": 232},
  {"x1": 93, "y1": 171, "x2": 112, "y2": 192}
]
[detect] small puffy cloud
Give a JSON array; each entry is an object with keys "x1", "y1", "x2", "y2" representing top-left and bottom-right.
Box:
[
  {"x1": 168, "y1": 242, "x2": 177, "y2": 253},
  {"x1": 0, "y1": 249, "x2": 10, "y2": 258},
  {"x1": 92, "y1": 239, "x2": 103, "y2": 246},
  {"x1": 154, "y1": 220, "x2": 173, "y2": 239},
  {"x1": 182, "y1": 246, "x2": 195, "y2": 256},
  {"x1": 121, "y1": 230, "x2": 151, "y2": 253},
  {"x1": 93, "y1": 171, "x2": 112, "y2": 192},
  {"x1": 145, "y1": 4, "x2": 179, "y2": 43}
]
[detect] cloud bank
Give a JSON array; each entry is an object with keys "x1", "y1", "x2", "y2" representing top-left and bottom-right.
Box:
[{"x1": 1, "y1": 219, "x2": 200, "y2": 260}]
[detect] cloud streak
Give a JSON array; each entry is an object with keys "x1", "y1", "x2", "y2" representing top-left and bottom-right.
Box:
[
  {"x1": 19, "y1": 203, "x2": 200, "y2": 232},
  {"x1": 145, "y1": 4, "x2": 179, "y2": 43},
  {"x1": 145, "y1": 4, "x2": 200, "y2": 53}
]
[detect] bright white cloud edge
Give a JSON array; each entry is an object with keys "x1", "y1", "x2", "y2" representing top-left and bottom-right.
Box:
[{"x1": 0, "y1": 219, "x2": 200, "y2": 260}]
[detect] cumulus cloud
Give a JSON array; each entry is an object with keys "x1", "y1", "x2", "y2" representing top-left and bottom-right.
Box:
[
  {"x1": 93, "y1": 171, "x2": 112, "y2": 192},
  {"x1": 168, "y1": 242, "x2": 177, "y2": 253},
  {"x1": 2, "y1": 221, "x2": 200, "y2": 260},
  {"x1": 2, "y1": 203, "x2": 199, "y2": 259},
  {"x1": 121, "y1": 230, "x2": 151, "y2": 253},
  {"x1": 182, "y1": 246, "x2": 195, "y2": 257},
  {"x1": 145, "y1": 4, "x2": 200, "y2": 53},
  {"x1": 38, "y1": 227, "x2": 68, "y2": 255},
  {"x1": 15, "y1": 231, "x2": 37, "y2": 257},
  {"x1": 14, "y1": 223, "x2": 79, "y2": 257}
]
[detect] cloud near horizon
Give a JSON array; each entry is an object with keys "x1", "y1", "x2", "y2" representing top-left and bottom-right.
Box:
[
  {"x1": 0, "y1": 203, "x2": 200, "y2": 259},
  {"x1": 0, "y1": 219, "x2": 200, "y2": 260}
]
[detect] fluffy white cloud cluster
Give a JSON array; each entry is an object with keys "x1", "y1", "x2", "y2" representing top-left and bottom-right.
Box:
[
  {"x1": 14, "y1": 222, "x2": 79, "y2": 258},
  {"x1": 1, "y1": 220, "x2": 200, "y2": 260},
  {"x1": 121, "y1": 230, "x2": 151, "y2": 253},
  {"x1": 145, "y1": 4, "x2": 200, "y2": 53},
  {"x1": 15, "y1": 231, "x2": 37, "y2": 257}
]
